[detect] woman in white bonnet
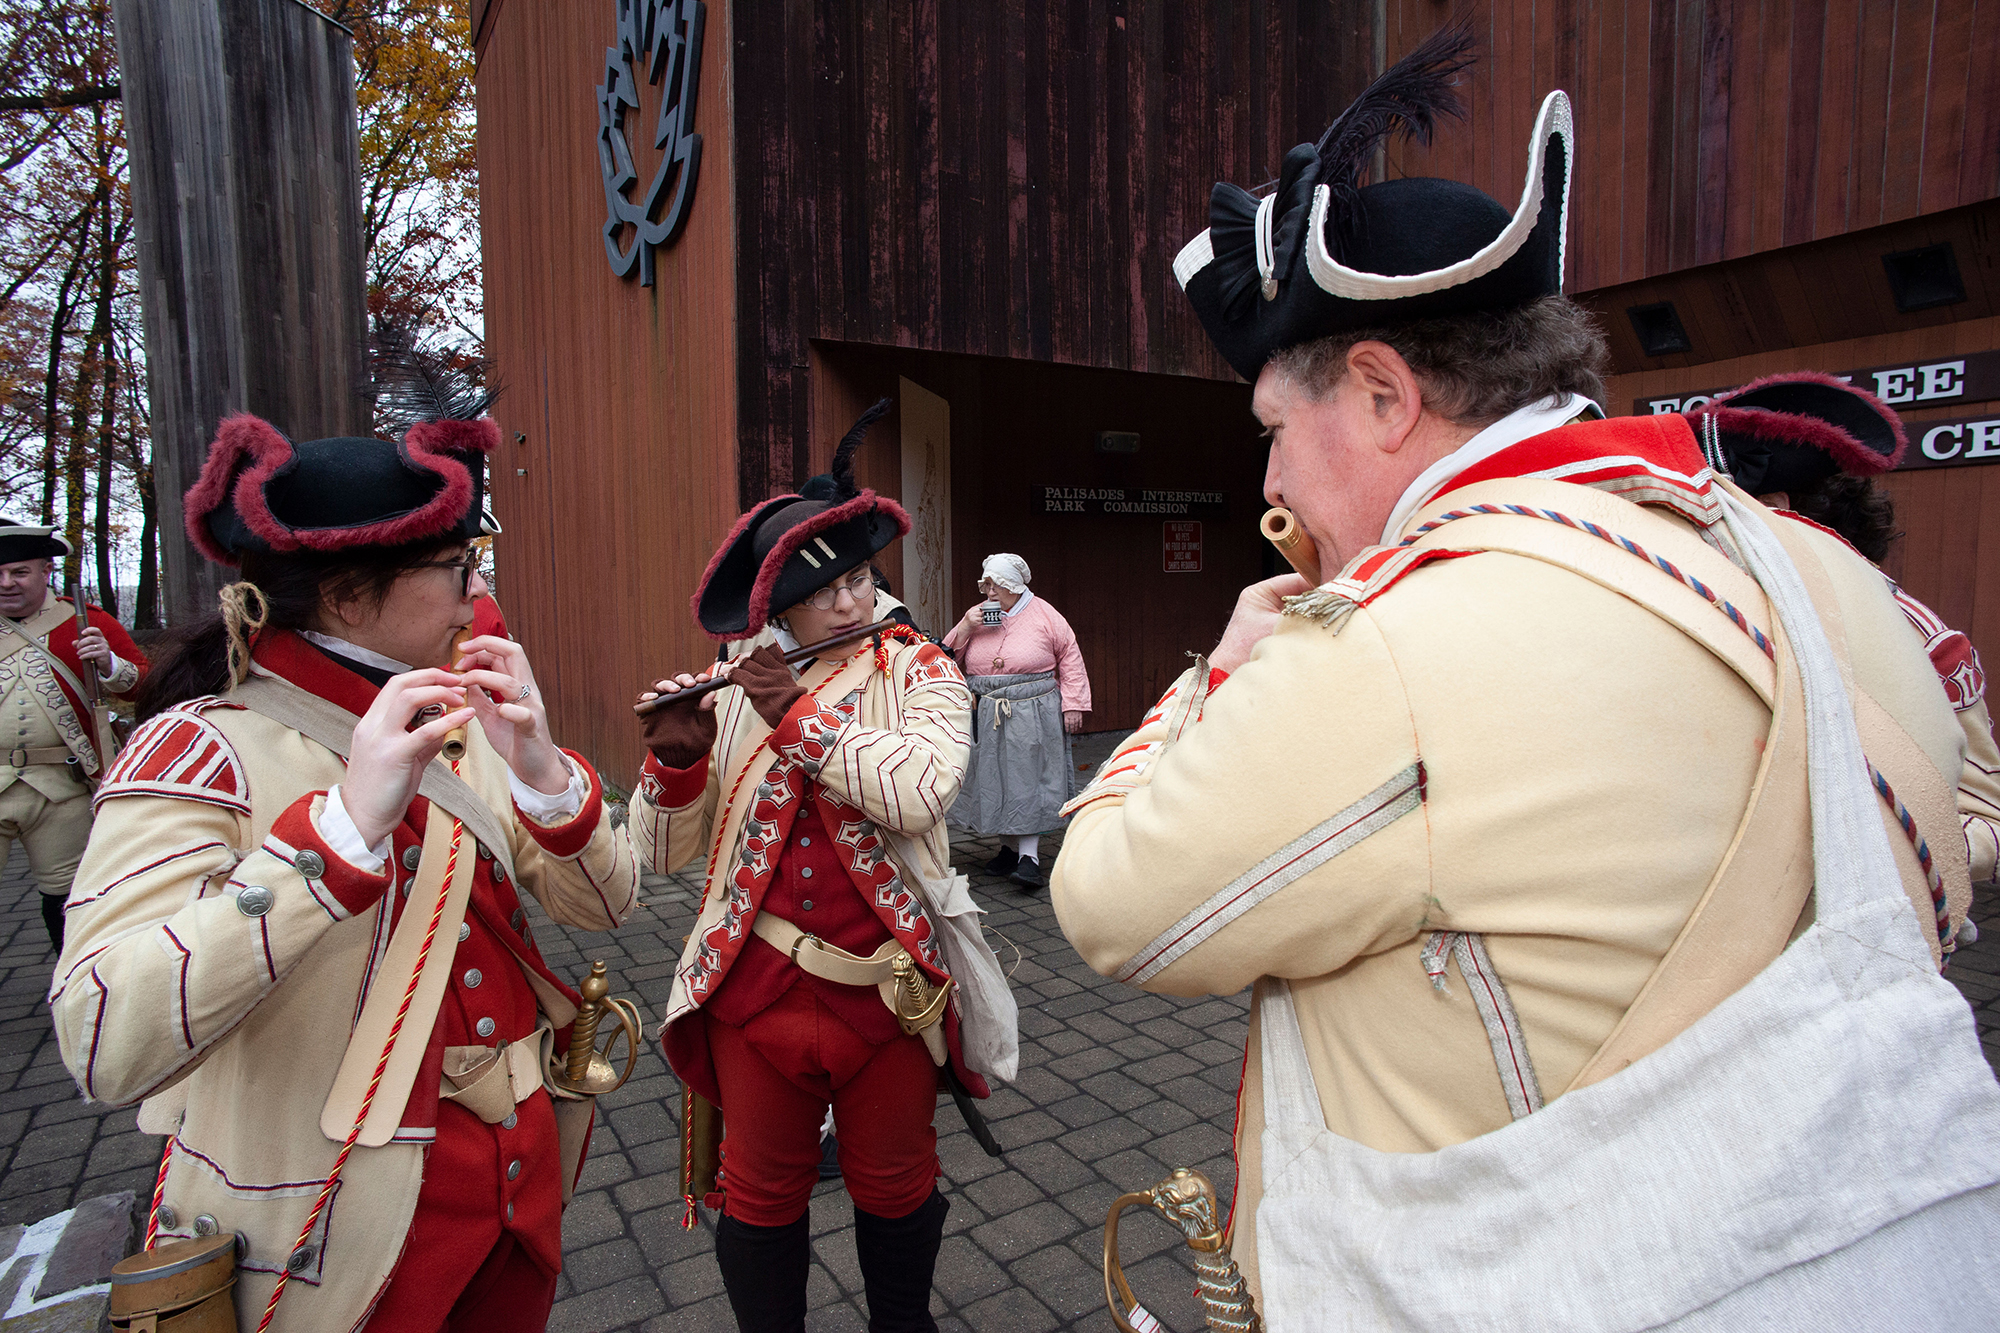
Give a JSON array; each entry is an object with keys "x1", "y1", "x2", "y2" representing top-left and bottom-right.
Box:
[{"x1": 942, "y1": 553, "x2": 1091, "y2": 889}]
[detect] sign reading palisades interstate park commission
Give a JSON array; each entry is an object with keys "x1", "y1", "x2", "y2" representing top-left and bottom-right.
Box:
[
  {"x1": 1038, "y1": 487, "x2": 1227, "y2": 516},
  {"x1": 1630, "y1": 353, "x2": 2000, "y2": 415},
  {"x1": 1163, "y1": 521, "x2": 1203, "y2": 572}
]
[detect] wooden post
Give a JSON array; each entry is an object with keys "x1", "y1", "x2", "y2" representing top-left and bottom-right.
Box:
[{"x1": 112, "y1": 0, "x2": 370, "y2": 624}]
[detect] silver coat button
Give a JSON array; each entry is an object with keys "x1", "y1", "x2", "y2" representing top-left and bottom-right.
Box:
[
  {"x1": 475, "y1": 1017, "x2": 496, "y2": 1038},
  {"x1": 463, "y1": 969, "x2": 482, "y2": 988},
  {"x1": 801, "y1": 900, "x2": 814, "y2": 911},
  {"x1": 402, "y1": 846, "x2": 422, "y2": 871},
  {"x1": 458, "y1": 923, "x2": 471, "y2": 942},
  {"x1": 477, "y1": 843, "x2": 493, "y2": 861},
  {"x1": 507, "y1": 1160, "x2": 521, "y2": 1180},
  {"x1": 505, "y1": 1202, "x2": 514, "y2": 1222},
  {"x1": 493, "y1": 864, "x2": 506, "y2": 883},
  {"x1": 512, "y1": 909, "x2": 526, "y2": 929},
  {"x1": 193, "y1": 1214, "x2": 218, "y2": 1236},
  {"x1": 800, "y1": 867, "x2": 813, "y2": 879},
  {"x1": 236, "y1": 886, "x2": 274, "y2": 917},
  {"x1": 293, "y1": 850, "x2": 325, "y2": 879},
  {"x1": 800, "y1": 836, "x2": 810, "y2": 847},
  {"x1": 501, "y1": 1112, "x2": 518, "y2": 1130},
  {"x1": 156, "y1": 1206, "x2": 178, "y2": 1229},
  {"x1": 287, "y1": 1246, "x2": 315, "y2": 1273}
]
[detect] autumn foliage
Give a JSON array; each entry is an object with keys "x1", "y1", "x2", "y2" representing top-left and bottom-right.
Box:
[{"x1": 1, "y1": 0, "x2": 482, "y2": 630}]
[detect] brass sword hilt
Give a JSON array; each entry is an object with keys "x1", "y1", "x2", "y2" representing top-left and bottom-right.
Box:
[
  {"x1": 550, "y1": 961, "x2": 642, "y2": 1096},
  {"x1": 1104, "y1": 1167, "x2": 1260, "y2": 1333}
]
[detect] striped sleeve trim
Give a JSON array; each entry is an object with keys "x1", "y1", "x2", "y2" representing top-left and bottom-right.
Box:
[
  {"x1": 96, "y1": 705, "x2": 249, "y2": 812},
  {"x1": 1114, "y1": 762, "x2": 1426, "y2": 985}
]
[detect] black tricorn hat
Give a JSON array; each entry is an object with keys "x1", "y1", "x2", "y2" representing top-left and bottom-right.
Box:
[
  {"x1": 185, "y1": 416, "x2": 500, "y2": 564},
  {"x1": 0, "y1": 520, "x2": 71, "y2": 565},
  {"x1": 1693, "y1": 372, "x2": 1907, "y2": 497},
  {"x1": 1176, "y1": 25, "x2": 1573, "y2": 383},
  {"x1": 692, "y1": 399, "x2": 912, "y2": 640},
  {"x1": 185, "y1": 326, "x2": 503, "y2": 564}
]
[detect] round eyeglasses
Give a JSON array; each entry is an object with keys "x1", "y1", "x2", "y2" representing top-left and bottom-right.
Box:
[
  {"x1": 802, "y1": 569, "x2": 877, "y2": 612},
  {"x1": 411, "y1": 549, "x2": 488, "y2": 598}
]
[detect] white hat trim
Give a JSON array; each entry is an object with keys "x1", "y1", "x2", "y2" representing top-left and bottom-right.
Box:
[
  {"x1": 1173, "y1": 229, "x2": 1214, "y2": 291},
  {"x1": 0, "y1": 524, "x2": 71, "y2": 555},
  {"x1": 1303, "y1": 90, "x2": 1572, "y2": 302}
]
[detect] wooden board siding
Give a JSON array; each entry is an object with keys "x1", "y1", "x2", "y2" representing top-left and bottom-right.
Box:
[
  {"x1": 476, "y1": 0, "x2": 739, "y2": 784},
  {"x1": 1575, "y1": 200, "x2": 2000, "y2": 375},
  {"x1": 730, "y1": 0, "x2": 1375, "y2": 510},
  {"x1": 115, "y1": 0, "x2": 370, "y2": 624},
  {"x1": 1605, "y1": 314, "x2": 2000, "y2": 692},
  {"x1": 805, "y1": 342, "x2": 1268, "y2": 732},
  {"x1": 1379, "y1": 0, "x2": 2000, "y2": 296}
]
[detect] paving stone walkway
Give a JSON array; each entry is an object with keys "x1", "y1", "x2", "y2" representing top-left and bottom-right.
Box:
[{"x1": 0, "y1": 725, "x2": 1996, "y2": 1331}]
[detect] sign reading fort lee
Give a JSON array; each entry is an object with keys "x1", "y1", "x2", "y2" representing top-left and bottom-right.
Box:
[{"x1": 1038, "y1": 487, "x2": 1227, "y2": 516}]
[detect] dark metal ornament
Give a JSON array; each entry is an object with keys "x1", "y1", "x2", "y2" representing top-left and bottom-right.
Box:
[{"x1": 596, "y1": 0, "x2": 707, "y2": 286}]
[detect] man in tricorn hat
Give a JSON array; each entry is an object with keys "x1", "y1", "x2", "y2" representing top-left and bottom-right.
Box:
[
  {"x1": 632, "y1": 400, "x2": 1015, "y2": 1333},
  {"x1": 1695, "y1": 372, "x2": 2000, "y2": 892},
  {"x1": 50, "y1": 391, "x2": 639, "y2": 1331},
  {"x1": 0, "y1": 518, "x2": 147, "y2": 952},
  {"x1": 1055, "y1": 26, "x2": 2000, "y2": 1327}
]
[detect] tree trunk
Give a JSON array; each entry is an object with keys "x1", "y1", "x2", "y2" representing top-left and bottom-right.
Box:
[
  {"x1": 133, "y1": 462, "x2": 160, "y2": 632},
  {"x1": 40, "y1": 235, "x2": 87, "y2": 526}
]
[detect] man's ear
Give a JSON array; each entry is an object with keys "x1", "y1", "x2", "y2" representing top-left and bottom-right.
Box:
[
  {"x1": 327, "y1": 592, "x2": 366, "y2": 631},
  {"x1": 1345, "y1": 341, "x2": 1425, "y2": 454}
]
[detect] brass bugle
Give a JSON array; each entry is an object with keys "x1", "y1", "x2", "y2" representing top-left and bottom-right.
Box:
[
  {"x1": 1260, "y1": 506, "x2": 1321, "y2": 585},
  {"x1": 633, "y1": 621, "x2": 884, "y2": 717},
  {"x1": 441, "y1": 628, "x2": 476, "y2": 760}
]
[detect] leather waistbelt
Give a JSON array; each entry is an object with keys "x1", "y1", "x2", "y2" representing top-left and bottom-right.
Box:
[
  {"x1": 752, "y1": 912, "x2": 905, "y2": 986},
  {"x1": 5, "y1": 746, "x2": 73, "y2": 769},
  {"x1": 439, "y1": 1023, "x2": 554, "y2": 1125}
]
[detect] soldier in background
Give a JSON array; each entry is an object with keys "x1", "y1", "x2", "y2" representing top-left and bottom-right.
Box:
[
  {"x1": 1702, "y1": 372, "x2": 2000, "y2": 891},
  {"x1": 0, "y1": 520, "x2": 147, "y2": 952}
]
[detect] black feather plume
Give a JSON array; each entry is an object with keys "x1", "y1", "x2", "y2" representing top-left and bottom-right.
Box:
[
  {"x1": 809, "y1": 397, "x2": 893, "y2": 502},
  {"x1": 370, "y1": 317, "x2": 498, "y2": 436},
  {"x1": 1315, "y1": 21, "x2": 1477, "y2": 258}
]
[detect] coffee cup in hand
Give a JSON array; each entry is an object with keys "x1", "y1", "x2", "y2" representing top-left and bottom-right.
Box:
[{"x1": 980, "y1": 601, "x2": 1003, "y2": 626}]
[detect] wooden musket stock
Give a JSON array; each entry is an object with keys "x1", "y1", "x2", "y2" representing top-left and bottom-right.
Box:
[{"x1": 632, "y1": 621, "x2": 883, "y2": 717}]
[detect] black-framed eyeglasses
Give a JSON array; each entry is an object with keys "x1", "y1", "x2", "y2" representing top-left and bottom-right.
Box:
[
  {"x1": 411, "y1": 549, "x2": 487, "y2": 598},
  {"x1": 802, "y1": 568, "x2": 877, "y2": 612}
]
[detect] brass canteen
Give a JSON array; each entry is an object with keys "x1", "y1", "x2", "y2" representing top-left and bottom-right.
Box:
[{"x1": 550, "y1": 960, "x2": 642, "y2": 1096}]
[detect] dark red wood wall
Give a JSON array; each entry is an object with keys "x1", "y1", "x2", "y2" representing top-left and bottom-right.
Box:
[
  {"x1": 731, "y1": 0, "x2": 1374, "y2": 509},
  {"x1": 1381, "y1": 0, "x2": 2000, "y2": 295}
]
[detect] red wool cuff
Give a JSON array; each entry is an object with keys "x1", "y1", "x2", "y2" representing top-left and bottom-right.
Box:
[
  {"x1": 640, "y1": 751, "x2": 711, "y2": 808},
  {"x1": 1207, "y1": 666, "x2": 1230, "y2": 693},
  {"x1": 518, "y1": 750, "x2": 606, "y2": 860},
  {"x1": 274, "y1": 794, "x2": 390, "y2": 918}
]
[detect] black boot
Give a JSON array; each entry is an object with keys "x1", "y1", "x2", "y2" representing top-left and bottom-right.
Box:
[
  {"x1": 981, "y1": 847, "x2": 1018, "y2": 877},
  {"x1": 853, "y1": 1189, "x2": 947, "y2": 1332},
  {"x1": 40, "y1": 895, "x2": 63, "y2": 955},
  {"x1": 714, "y1": 1212, "x2": 810, "y2": 1333},
  {"x1": 1009, "y1": 856, "x2": 1045, "y2": 891}
]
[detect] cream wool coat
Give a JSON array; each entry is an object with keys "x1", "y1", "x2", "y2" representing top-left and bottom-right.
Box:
[
  {"x1": 1053, "y1": 476, "x2": 1967, "y2": 1304},
  {"x1": 631, "y1": 636, "x2": 1020, "y2": 1081},
  {"x1": 49, "y1": 689, "x2": 638, "y2": 1332}
]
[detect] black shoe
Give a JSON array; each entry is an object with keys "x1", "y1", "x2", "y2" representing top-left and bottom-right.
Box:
[
  {"x1": 40, "y1": 895, "x2": 64, "y2": 955},
  {"x1": 818, "y1": 1133, "x2": 842, "y2": 1180},
  {"x1": 714, "y1": 1212, "x2": 810, "y2": 1332},
  {"x1": 854, "y1": 1189, "x2": 947, "y2": 1332},
  {"x1": 982, "y1": 847, "x2": 1018, "y2": 876},
  {"x1": 1009, "y1": 857, "x2": 1045, "y2": 891}
]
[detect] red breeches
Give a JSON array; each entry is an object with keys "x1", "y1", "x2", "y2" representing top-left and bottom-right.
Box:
[{"x1": 706, "y1": 983, "x2": 941, "y2": 1226}]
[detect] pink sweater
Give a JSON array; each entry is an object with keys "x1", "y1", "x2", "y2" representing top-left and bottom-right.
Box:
[{"x1": 943, "y1": 594, "x2": 1092, "y2": 713}]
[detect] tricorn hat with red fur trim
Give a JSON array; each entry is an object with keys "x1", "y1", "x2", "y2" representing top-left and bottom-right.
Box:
[
  {"x1": 185, "y1": 415, "x2": 501, "y2": 564},
  {"x1": 1692, "y1": 371, "x2": 1907, "y2": 498},
  {"x1": 692, "y1": 398, "x2": 911, "y2": 639}
]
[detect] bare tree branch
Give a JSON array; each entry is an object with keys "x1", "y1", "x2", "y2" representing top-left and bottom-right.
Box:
[{"x1": 0, "y1": 82, "x2": 119, "y2": 112}]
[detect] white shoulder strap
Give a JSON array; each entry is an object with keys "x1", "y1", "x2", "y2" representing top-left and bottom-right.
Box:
[{"x1": 1258, "y1": 979, "x2": 1324, "y2": 1131}]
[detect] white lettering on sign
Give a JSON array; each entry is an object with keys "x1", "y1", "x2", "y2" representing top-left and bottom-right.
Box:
[
  {"x1": 1919, "y1": 360, "x2": 1966, "y2": 400},
  {"x1": 1163, "y1": 521, "x2": 1202, "y2": 573},
  {"x1": 1873, "y1": 368, "x2": 1916, "y2": 404},
  {"x1": 1648, "y1": 398, "x2": 1683, "y2": 414},
  {"x1": 1923, "y1": 424, "x2": 1963, "y2": 460},
  {"x1": 1970, "y1": 421, "x2": 2000, "y2": 459}
]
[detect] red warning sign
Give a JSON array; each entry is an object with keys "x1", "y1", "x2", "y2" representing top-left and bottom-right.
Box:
[{"x1": 1163, "y1": 520, "x2": 1202, "y2": 573}]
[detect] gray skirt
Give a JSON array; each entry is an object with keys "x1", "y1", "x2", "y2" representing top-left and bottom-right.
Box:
[{"x1": 947, "y1": 671, "x2": 1074, "y2": 837}]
